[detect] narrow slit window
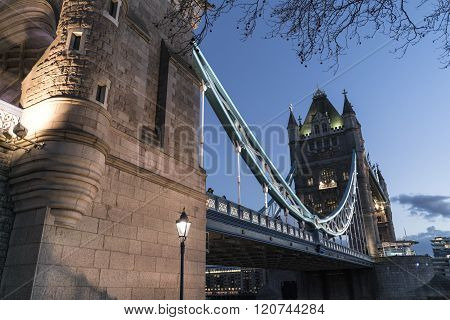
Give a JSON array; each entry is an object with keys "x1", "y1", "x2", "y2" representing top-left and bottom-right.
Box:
[
  {"x1": 96, "y1": 85, "x2": 107, "y2": 104},
  {"x1": 70, "y1": 33, "x2": 82, "y2": 51},
  {"x1": 343, "y1": 171, "x2": 349, "y2": 181},
  {"x1": 109, "y1": 0, "x2": 119, "y2": 19}
]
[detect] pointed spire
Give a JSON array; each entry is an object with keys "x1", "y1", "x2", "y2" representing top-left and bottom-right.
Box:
[
  {"x1": 287, "y1": 104, "x2": 298, "y2": 128},
  {"x1": 313, "y1": 88, "x2": 327, "y2": 100},
  {"x1": 376, "y1": 164, "x2": 385, "y2": 182},
  {"x1": 342, "y1": 89, "x2": 355, "y2": 115}
]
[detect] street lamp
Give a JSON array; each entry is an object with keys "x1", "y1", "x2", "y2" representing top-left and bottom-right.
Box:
[
  {"x1": 1, "y1": 122, "x2": 44, "y2": 152},
  {"x1": 176, "y1": 208, "x2": 191, "y2": 300}
]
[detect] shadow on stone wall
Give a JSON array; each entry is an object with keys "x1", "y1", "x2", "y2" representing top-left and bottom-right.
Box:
[
  {"x1": 32, "y1": 263, "x2": 114, "y2": 300},
  {"x1": 0, "y1": 221, "x2": 115, "y2": 300},
  {"x1": 1, "y1": 249, "x2": 114, "y2": 300}
]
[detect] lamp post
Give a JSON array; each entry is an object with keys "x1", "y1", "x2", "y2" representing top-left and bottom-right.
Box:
[{"x1": 176, "y1": 208, "x2": 191, "y2": 300}]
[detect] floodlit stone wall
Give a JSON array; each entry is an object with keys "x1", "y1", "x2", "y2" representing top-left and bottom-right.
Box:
[{"x1": 0, "y1": 0, "x2": 206, "y2": 300}]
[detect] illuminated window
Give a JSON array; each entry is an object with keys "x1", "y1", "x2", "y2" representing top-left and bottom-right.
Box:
[
  {"x1": 319, "y1": 168, "x2": 337, "y2": 189},
  {"x1": 307, "y1": 177, "x2": 314, "y2": 186},
  {"x1": 315, "y1": 203, "x2": 323, "y2": 214},
  {"x1": 342, "y1": 171, "x2": 349, "y2": 181},
  {"x1": 325, "y1": 198, "x2": 337, "y2": 212}
]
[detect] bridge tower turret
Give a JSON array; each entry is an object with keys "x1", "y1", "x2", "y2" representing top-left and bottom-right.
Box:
[
  {"x1": 340, "y1": 91, "x2": 380, "y2": 256},
  {"x1": 0, "y1": 0, "x2": 207, "y2": 299},
  {"x1": 289, "y1": 89, "x2": 394, "y2": 257},
  {"x1": 287, "y1": 106, "x2": 299, "y2": 172},
  {"x1": 374, "y1": 166, "x2": 396, "y2": 242},
  {"x1": 287, "y1": 106, "x2": 299, "y2": 143}
]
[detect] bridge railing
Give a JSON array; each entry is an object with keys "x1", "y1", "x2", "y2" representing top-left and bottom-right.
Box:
[
  {"x1": 207, "y1": 193, "x2": 314, "y2": 241},
  {"x1": 206, "y1": 193, "x2": 371, "y2": 261}
]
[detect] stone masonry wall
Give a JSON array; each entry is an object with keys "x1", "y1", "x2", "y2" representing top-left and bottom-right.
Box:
[{"x1": 0, "y1": 0, "x2": 206, "y2": 299}]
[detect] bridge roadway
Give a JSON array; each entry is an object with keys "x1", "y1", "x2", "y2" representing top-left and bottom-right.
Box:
[{"x1": 206, "y1": 194, "x2": 373, "y2": 271}]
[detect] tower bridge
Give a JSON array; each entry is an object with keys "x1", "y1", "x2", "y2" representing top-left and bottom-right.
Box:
[
  {"x1": 192, "y1": 45, "x2": 388, "y2": 261},
  {"x1": 0, "y1": 0, "x2": 446, "y2": 300}
]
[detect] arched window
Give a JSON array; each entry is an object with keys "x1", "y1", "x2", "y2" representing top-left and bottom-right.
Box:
[{"x1": 319, "y1": 168, "x2": 337, "y2": 189}]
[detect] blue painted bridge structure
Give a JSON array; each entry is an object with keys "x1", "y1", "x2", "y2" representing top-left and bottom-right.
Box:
[
  {"x1": 206, "y1": 194, "x2": 372, "y2": 271},
  {"x1": 192, "y1": 45, "x2": 374, "y2": 272}
]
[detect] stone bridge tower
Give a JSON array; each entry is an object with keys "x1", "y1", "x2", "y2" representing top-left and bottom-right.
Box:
[
  {"x1": 0, "y1": 0, "x2": 206, "y2": 299},
  {"x1": 288, "y1": 89, "x2": 396, "y2": 257}
]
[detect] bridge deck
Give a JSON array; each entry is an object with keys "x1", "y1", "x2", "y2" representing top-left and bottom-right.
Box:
[{"x1": 206, "y1": 195, "x2": 372, "y2": 271}]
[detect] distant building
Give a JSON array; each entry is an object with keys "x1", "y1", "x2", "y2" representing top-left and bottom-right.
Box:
[
  {"x1": 205, "y1": 266, "x2": 265, "y2": 299},
  {"x1": 379, "y1": 240, "x2": 418, "y2": 256},
  {"x1": 431, "y1": 237, "x2": 450, "y2": 278}
]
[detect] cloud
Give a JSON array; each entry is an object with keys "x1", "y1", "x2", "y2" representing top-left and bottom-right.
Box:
[
  {"x1": 407, "y1": 226, "x2": 450, "y2": 256},
  {"x1": 392, "y1": 194, "x2": 450, "y2": 220}
]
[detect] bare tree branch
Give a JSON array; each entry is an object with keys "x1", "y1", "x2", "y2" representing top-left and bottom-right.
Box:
[{"x1": 156, "y1": 0, "x2": 450, "y2": 68}]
